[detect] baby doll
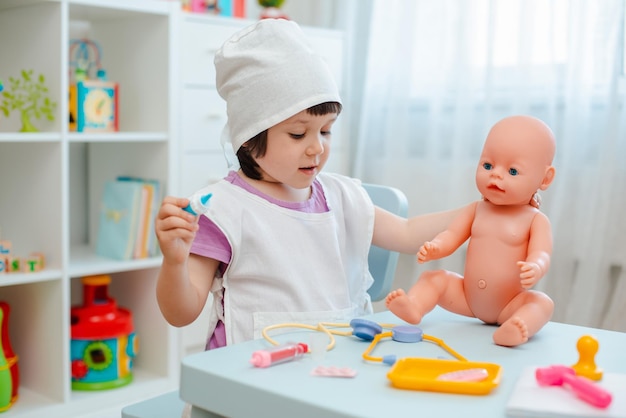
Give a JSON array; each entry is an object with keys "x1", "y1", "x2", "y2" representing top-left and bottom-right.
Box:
[{"x1": 386, "y1": 115, "x2": 556, "y2": 347}]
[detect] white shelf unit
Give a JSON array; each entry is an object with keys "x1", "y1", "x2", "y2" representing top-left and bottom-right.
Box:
[
  {"x1": 0, "y1": 1, "x2": 179, "y2": 417},
  {"x1": 176, "y1": 13, "x2": 348, "y2": 357}
]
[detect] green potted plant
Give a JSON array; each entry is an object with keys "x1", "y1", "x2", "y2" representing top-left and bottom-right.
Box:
[
  {"x1": 0, "y1": 69, "x2": 57, "y2": 132},
  {"x1": 258, "y1": 0, "x2": 288, "y2": 19}
]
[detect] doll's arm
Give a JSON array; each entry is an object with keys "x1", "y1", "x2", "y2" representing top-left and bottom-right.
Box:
[
  {"x1": 371, "y1": 205, "x2": 462, "y2": 254},
  {"x1": 518, "y1": 212, "x2": 552, "y2": 289},
  {"x1": 418, "y1": 202, "x2": 476, "y2": 263}
]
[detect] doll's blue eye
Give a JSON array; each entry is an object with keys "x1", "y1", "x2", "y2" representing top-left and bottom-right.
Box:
[
  {"x1": 509, "y1": 168, "x2": 519, "y2": 176},
  {"x1": 483, "y1": 163, "x2": 492, "y2": 170}
]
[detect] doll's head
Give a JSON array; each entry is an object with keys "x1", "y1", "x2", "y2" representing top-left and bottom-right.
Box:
[{"x1": 476, "y1": 115, "x2": 556, "y2": 207}]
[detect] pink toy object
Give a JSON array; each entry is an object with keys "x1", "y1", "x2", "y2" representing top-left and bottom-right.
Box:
[
  {"x1": 535, "y1": 365, "x2": 612, "y2": 409},
  {"x1": 250, "y1": 342, "x2": 307, "y2": 368},
  {"x1": 437, "y1": 368, "x2": 489, "y2": 382},
  {"x1": 311, "y1": 366, "x2": 358, "y2": 378}
]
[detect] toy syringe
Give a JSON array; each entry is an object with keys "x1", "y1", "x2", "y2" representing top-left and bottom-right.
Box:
[
  {"x1": 183, "y1": 193, "x2": 212, "y2": 216},
  {"x1": 250, "y1": 342, "x2": 308, "y2": 368}
]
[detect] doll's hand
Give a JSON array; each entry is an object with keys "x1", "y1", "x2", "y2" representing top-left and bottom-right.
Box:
[
  {"x1": 417, "y1": 241, "x2": 439, "y2": 263},
  {"x1": 517, "y1": 261, "x2": 542, "y2": 289},
  {"x1": 155, "y1": 196, "x2": 199, "y2": 265}
]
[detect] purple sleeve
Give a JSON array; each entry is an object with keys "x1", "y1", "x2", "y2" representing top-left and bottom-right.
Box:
[{"x1": 189, "y1": 214, "x2": 232, "y2": 265}]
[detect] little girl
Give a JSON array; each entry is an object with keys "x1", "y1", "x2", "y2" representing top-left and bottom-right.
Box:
[{"x1": 155, "y1": 18, "x2": 458, "y2": 349}]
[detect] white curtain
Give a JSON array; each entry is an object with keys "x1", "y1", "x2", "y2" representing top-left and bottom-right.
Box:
[{"x1": 347, "y1": 0, "x2": 626, "y2": 330}]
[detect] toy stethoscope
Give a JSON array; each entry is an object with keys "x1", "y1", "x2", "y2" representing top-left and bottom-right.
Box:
[
  {"x1": 261, "y1": 318, "x2": 503, "y2": 395},
  {"x1": 262, "y1": 318, "x2": 466, "y2": 365}
]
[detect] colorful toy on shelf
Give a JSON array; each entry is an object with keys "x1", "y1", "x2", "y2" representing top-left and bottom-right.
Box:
[
  {"x1": 0, "y1": 302, "x2": 18, "y2": 412},
  {"x1": 184, "y1": 0, "x2": 245, "y2": 17},
  {"x1": 70, "y1": 275, "x2": 138, "y2": 390},
  {"x1": 189, "y1": 0, "x2": 218, "y2": 14},
  {"x1": 68, "y1": 39, "x2": 119, "y2": 132},
  {"x1": 572, "y1": 334, "x2": 603, "y2": 381},
  {"x1": 0, "y1": 240, "x2": 45, "y2": 274},
  {"x1": 0, "y1": 69, "x2": 57, "y2": 132},
  {"x1": 69, "y1": 79, "x2": 118, "y2": 132}
]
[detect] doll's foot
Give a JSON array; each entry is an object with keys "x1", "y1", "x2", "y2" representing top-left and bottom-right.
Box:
[
  {"x1": 385, "y1": 289, "x2": 424, "y2": 324},
  {"x1": 493, "y1": 316, "x2": 529, "y2": 347}
]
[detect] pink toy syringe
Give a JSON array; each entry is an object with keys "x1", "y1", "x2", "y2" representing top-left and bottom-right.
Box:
[
  {"x1": 250, "y1": 342, "x2": 308, "y2": 368},
  {"x1": 535, "y1": 365, "x2": 612, "y2": 408}
]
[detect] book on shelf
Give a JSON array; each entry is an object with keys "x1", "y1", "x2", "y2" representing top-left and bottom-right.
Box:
[
  {"x1": 182, "y1": 0, "x2": 245, "y2": 18},
  {"x1": 95, "y1": 177, "x2": 162, "y2": 261}
]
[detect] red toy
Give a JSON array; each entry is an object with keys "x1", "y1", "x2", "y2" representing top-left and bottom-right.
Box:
[
  {"x1": 70, "y1": 275, "x2": 138, "y2": 390},
  {"x1": 0, "y1": 302, "x2": 18, "y2": 411}
]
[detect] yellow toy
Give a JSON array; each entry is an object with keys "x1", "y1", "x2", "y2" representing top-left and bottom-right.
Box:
[
  {"x1": 261, "y1": 318, "x2": 502, "y2": 395},
  {"x1": 572, "y1": 335, "x2": 603, "y2": 381}
]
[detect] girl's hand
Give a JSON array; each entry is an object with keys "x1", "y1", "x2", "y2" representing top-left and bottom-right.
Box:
[{"x1": 155, "y1": 196, "x2": 199, "y2": 265}]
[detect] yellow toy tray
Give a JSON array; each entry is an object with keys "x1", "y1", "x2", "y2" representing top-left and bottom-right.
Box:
[{"x1": 387, "y1": 357, "x2": 502, "y2": 395}]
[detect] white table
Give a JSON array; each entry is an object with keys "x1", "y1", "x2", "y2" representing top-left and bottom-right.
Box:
[{"x1": 180, "y1": 307, "x2": 626, "y2": 418}]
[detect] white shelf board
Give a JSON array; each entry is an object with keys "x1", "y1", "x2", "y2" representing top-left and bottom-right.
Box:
[
  {"x1": 67, "y1": 132, "x2": 169, "y2": 143},
  {"x1": 69, "y1": 245, "x2": 161, "y2": 277}
]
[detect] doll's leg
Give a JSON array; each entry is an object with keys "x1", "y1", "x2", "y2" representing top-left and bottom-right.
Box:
[
  {"x1": 386, "y1": 269, "x2": 470, "y2": 324},
  {"x1": 493, "y1": 290, "x2": 554, "y2": 347}
]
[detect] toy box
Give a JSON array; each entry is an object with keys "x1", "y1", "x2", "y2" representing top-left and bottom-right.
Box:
[
  {"x1": 69, "y1": 80, "x2": 119, "y2": 132},
  {"x1": 70, "y1": 275, "x2": 138, "y2": 390}
]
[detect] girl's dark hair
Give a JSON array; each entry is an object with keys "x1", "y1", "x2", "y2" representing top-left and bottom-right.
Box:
[{"x1": 236, "y1": 102, "x2": 342, "y2": 180}]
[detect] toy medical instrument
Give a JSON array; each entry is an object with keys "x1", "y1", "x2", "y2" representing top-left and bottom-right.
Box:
[
  {"x1": 261, "y1": 318, "x2": 398, "y2": 352},
  {"x1": 535, "y1": 365, "x2": 612, "y2": 409},
  {"x1": 572, "y1": 335, "x2": 603, "y2": 381},
  {"x1": 260, "y1": 319, "x2": 502, "y2": 395},
  {"x1": 361, "y1": 325, "x2": 467, "y2": 365},
  {"x1": 360, "y1": 323, "x2": 501, "y2": 395},
  {"x1": 250, "y1": 342, "x2": 307, "y2": 368},
  {"x1": 183, "y1": 193, "x2": 212, "y2": 216},
  {"x1": 387, "y1": 357, "x2": 501, "y2": 395}
]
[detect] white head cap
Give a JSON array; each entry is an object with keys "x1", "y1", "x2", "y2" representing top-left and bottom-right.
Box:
[{"x1": 215, "y1": 18, "x2": 342, "y2": 153}]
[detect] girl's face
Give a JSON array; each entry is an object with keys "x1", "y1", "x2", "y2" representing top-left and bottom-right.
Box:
[{"x1": 254, "y1": 109, "x2": 338, "y2": 189}]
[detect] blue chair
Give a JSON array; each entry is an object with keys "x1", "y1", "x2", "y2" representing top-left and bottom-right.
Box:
[{"x1": 121, "y1": 183, "x2": 408, "y2": 418}]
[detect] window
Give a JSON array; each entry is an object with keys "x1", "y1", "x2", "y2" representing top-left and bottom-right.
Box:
[{"x1": 408, "y1": 0, "x2": 625, "y2": 97}]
